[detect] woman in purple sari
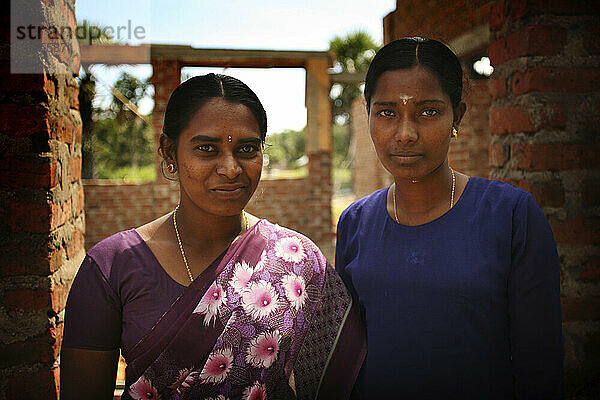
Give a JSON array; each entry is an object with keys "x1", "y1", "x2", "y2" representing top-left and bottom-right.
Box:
[{"x1": 61, "y1": 74, "x2": 365, "y2": 400}]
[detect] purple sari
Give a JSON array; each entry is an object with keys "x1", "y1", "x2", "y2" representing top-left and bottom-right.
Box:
[{"x1": 121, "y1": 220, "x2": 365, "y2": 400}]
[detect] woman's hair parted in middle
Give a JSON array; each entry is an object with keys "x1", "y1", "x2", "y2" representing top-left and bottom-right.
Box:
[
  {"x1": 162, "y1": 73, "x2": 268, "y2": 148},
  {"x1": 364, "y1": 37, "x2": 463, "y2": 113}
]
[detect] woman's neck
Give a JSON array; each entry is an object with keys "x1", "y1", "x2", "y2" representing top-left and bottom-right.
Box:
[
  {"x1": 390, "y1": 162, "x2": 456, "y2": 224},
  {"x1": 175, "y1": 201, "x2": 245, "y2": 247}
]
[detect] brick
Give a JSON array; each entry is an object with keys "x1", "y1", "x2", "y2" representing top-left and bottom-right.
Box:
[
  {"x1": 3, "y1": 289, "x2": 51, "y2": 312},
  {"x1": 69, "y1": 156, "x2": 81, "y2": 182},
  {"x1": 509, "y1": 0, "x2": 599, "y2": 19},
  {"x1": 490, "y1": 0, "x2": 505, "y2": 32},
  {"x1": 582, "y1": 179, "x2": 600, "y2": 207},
  {"x1": 582, "y1": 331, "x2": 600, "y2": 360},
  {"x1": 0, "y1": 158, "x2": 57, "y2": 189},
  {"x1": 0, "y1": 105, "x2": 51, "y2": 137},
  {"x1": 75, "y1": 186, "x2": 85, "y2": 215},
  {"x1": 7, "y1": 201, "x2": 52, "y2": 233},
  {"x1": 489, "y1": 143, "x2": 509, "y2": 167},
  {"x1": 583, "y1": 25, "x2": 600, "y2": 55},
  {"x1": 490, "y1": 78, "x2": 507, "y2": 101},
  {"x1": 512, "y1": 66, "x2": 600, "y2": 95},
  {"x1": 7, "y1": 367, "x2": 60, "y2": 400},
  {"x1": 551, "y1": 217, "x2": 600, "y2": 244},
  {"x1": 561, "y1": 296, "x2": 600, "y2": 322},
  {"x1": 51, "y1": 200, "x2": 72, "y2": 230},
  {"x1": 74, "y1": 122, "x2": 82, "y2": 144},
  {"x1": 490, "y1": 105, "x2": 533, "y2": 134},
  {"x1": 1, "y1": 326, "x2": 63, "y2": 368},
  {"x1": 511, "y1": 143, "x2": 600, "y2": 171},
  {"x1": 579, "y1": 255, "x2": 600, "y2": 283},
  {"x1": 489, "y1": 25, "x2": 566, "y2": 65},
  {"x1": 66, "y1": 228, "x2": 84, "y2": 260},
  {"x1": 0, "y1": 65, "x2": 54, "y2": 95},
  {"x1": 0, "y1": 241, "x2": 63, "y2": 276}
]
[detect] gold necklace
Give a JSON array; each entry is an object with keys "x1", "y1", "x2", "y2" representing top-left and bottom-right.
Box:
[
  {"x1": 393, "y1": 168, "x2": 456, "y2": 223},
  {"x1": 172, "y1": 205, "x2": 248, "y2": 282}
]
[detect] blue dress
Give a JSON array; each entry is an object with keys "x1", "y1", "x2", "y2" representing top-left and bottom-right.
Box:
[{"x1": 335, "y1": 177, "x2": 563, "y2": 399}]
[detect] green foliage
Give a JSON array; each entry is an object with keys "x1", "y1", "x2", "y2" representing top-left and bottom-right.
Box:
[
  {"x1": 96, "y1": 164, "x2": 156, "y2": 182},
  {"x1": 329, "y1": 30, "x2": 378, "y2": 73},
  {"x1": 79, "y1": 71, "x2": 97, "y2": 178},
  {"x1": 264, "y1": 128, "x2": 306, "y2": 168},
  {"x1": 329, "y1": 30, "x2": 379, "y2": 125},
  {"x1": 332, "y1": 124, "x2": 351, "y2": 169},
  {"x1": 76, "y1": 20, "x2": 115, "y2": 45},
  {"x1": 92, "y1": 72, "x2": 155, "y2": 181}
]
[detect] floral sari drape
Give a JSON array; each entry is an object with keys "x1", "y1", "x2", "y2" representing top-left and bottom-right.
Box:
[{"x1": 121, "y1": 220, "x2": 365, "y2": 400}]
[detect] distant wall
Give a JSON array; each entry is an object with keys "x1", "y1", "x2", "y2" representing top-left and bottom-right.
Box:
[{"x1": 83, "y1": 177, "x2": 319, "y2": 253}]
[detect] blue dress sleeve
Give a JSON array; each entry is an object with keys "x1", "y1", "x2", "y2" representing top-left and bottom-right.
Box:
[
  {"x1": 509, "y1": 192, "x2": 563, "y2": 399},
  {"x1": 62, "y1": 255, "x2": 122, "y2": 351}
]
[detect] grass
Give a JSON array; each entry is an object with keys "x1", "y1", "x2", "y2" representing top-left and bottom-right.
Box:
[{"x1": 97, "y1": 164, "x2": 156, "y2": 182}]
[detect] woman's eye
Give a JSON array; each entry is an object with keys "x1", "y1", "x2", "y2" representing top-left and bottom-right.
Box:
[
  {"x1": 420, "y1": 109, "x2": 438, "y2": 117},
  {"x1": 238, "y1": 144, "x2": 259, "y2": 154},
  {"x1": 377, "y1": 109, "x2": 396, "y2": 117},
  {"x1": 196, "y1": 144, "x2": 217, "y2": 152}
]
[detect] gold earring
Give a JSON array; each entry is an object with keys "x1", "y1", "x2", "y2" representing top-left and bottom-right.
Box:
[{"x1": 451, "y1": 127, "x2": 458, "y2": 138}]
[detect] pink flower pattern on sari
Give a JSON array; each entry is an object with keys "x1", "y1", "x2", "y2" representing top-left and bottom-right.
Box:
[
  {"x1": 274, "y1": 236, "x2": 306, "y2": 263},
  {"x1": 127, "y1": 221, "x2": 328, "y2": 399},
  {"x1": 167, "y1": 367, "x2": 199, "y2": 396},
  {"x1": 200, "y1": 347, "x2": 233, "y2": 384},
  {"x1": 242, "y1": 381, "x2": 267, "y2": 400},
  {"x1": 129, "y1": 376, "x2": 160, "y2": 400},
  {"x1": 241, "y1": 280, "x2": 280, "y2": 320},
  {"x1": 245, "y1": 330, "x2": 281, "y2": 368},
  {"x1": 194, "y1": 283, "x2": 227, "y2": 326},
  {"x1": 230, "y1": 261, "x2": 254, "y2": 294},
  {"x1": 281, "y1": 273, "x2": 307, "y2": 311}
]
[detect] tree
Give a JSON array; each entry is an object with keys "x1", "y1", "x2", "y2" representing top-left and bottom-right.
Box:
[
  {"x1": 329, "y1": 30, "x2": 378, "y2": 125},
  {"x1": 79, "y1": 71, "x2": 96, "y2": 178},
  {"x1": 77, "y1": 20, "x2": 114, "y2": 179},
  {"x1": 94, "y1": 72, "x2": 154, "y2": 177}
]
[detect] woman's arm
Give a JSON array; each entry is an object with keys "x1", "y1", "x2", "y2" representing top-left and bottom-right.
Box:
[
  {"x1": 60, "y1": 347, "x2": 119, "y2": 400},
  {"x1": 60, "y1": 255, "x2": 123, "y2": 399},
  {"x1": 509, "y1": 193, "x2": 563, "y2": 399}
]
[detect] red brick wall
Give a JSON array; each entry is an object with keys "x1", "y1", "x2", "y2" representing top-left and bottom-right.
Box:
[
  {"x1": 83, "y1": 181, "x2": 179, "y2": 247},
  {"x1": 383, "y1": 0, "x2": 495, "y2": 44},
  {"x1": 83, "y1": 178, "x2": 313, "y2": 252},
  {"x1": 351, "y1": 98, "x2": 392, "y2": 198},
  {"x1": 0, "y1": 1, "x2": 82, "y2": 398},
  {"x1": 449, "y1": 79, "x2": 492, "y2": 177},
  {"x1": 489, "y1": 1, "x2": 600, "y2": 395}
]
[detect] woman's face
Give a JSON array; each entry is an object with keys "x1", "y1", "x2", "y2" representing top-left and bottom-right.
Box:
[
  {"x1": 368, "y1": 66, "x2": 463, "y2": 182},
  {"x1": 174, "y1": 97, "x2": 263, "y2": 216}
]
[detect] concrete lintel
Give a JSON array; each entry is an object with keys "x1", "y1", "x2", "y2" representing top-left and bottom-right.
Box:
[
  {"x1": 330, "y1": 71, "x2": 366, "y2": 84},
  {"x1": 80, "y1": 43, "x2": 332, "y2": 67},
  {"x1": 448, "y1": 24, "x2": 490, "y2": 58}
]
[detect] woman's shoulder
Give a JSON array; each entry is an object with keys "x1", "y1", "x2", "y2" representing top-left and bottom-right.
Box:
[
  {"x1": 339, "y1": 187, "x2": 388, "y2": 223},
  {"x1": 86, "y1": 229, "x2": 148, "y2": 279},
  {"x1": 467, "y1": 176, "x2": 532, "y2": 208}
]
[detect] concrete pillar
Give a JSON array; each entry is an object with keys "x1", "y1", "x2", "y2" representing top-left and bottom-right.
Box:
[
  {"x1": 0, "y1": 0, "x2": 83, "y2": 398},
  {"x1": 150, "y1": 58, "x2": 181, "y2": 178},
  {"x1": 305, "y1": 58, "x2": 333, "y2": 256},
  {"x1": 489, "y1": 1, "x2": 600, "y2": 394}
]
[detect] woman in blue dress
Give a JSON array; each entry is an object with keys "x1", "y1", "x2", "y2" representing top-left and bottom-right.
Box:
[{"x1": 335, "y1": 37, "x2": 563, "y2": 399}]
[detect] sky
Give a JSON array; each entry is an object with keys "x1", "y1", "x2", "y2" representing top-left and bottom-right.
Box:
[{"x1": 75, "y1": 0, "x2": 396, "y2": 134}]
